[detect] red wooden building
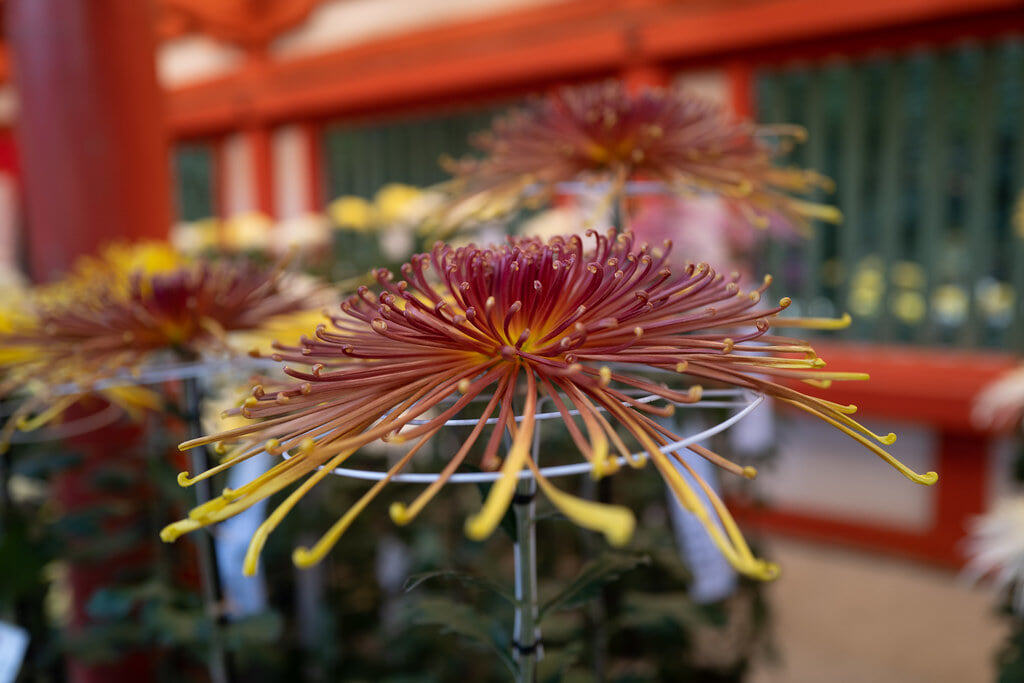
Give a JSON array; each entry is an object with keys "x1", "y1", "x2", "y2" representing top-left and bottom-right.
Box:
[{"x1": 4, "y1": 0, "x2": 1023, "y2": 568}]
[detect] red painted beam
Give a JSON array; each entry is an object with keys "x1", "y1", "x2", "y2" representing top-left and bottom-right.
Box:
[
  {"x1": 799, "y1": 342, "x2": 1019, "y2": 431},
  {"x1": 641, "y1": 0, "x2": 1024, "y2": 63},
  {"x1": 164, "y1": 0, "x2": 1024, "y2": 137},
  {"x1": 167, "y1": 27, "x2": 629, "y2": 136},
  {"x1": 739, "y1": 503, "x2": 961, "y2": 568}
]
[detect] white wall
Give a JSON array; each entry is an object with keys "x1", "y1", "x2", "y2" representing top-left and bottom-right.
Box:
[
  {"x1": 158, "y1": 35, "x2": 245, "y2": 88},
  {"x1": 272, "y1": 125, "x2": 312, "y2": 219},
  {"x1": 674, "y1": 68, "x2": 730, "y2": 109},
  {"x1": 271, "y1": 0, "x2": 568, "y2": 59},
  {"x1": 221, "y1": 132, "x2": 255, "y2": 216},
  {"x1": 754, "y1": 414, "x2": 938, "y2": 531}
]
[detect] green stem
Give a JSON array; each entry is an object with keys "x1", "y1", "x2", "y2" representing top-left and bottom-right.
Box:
[
  {"x1": 183, "y1": 375, "x2": 232, "y2": 683},
  {"x1": 513, "y1": 475, "x2": 540, "y2": 683},
  {"x1": 616, "y1": 190, "x2": 630, "y2": 235}
]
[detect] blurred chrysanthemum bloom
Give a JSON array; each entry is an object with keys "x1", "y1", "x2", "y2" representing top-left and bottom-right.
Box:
[
  {"x1": 273, "y1": 213, "x2": 333, "y2": 254},
  {"x1": 223, "y1": 212, "x2": 275, "y2": 253},
  {"x1": 375, "y1": 183, "x2": 444, "y2": 227},
  {"x1": 965, "y1": 497, "x2": 1024, "y2": 614},
  {"x1": 55, "y1": 240, "x2": 184, "y2": 296},
  {"x1": 328, "y1": 184, "x2": 445, "y2": 234},
  {"x1": 164, "y1": 230, "x2": 934, "y2": 579},
  {"x1": 170, "y1": 218, "x2": 221, "y2": 256},
  {"x1": 972, "y1": 363, "x2": 1024, "y2": 432},
  {"x1": 0, "y1": 242, "x2": 333, "y2": 449},
  {"x1": 439, "y1": 81, "x2": 839, "y2": 234},
  {"x1": 328, "y1": 195, "x2": 376, "y2": 232},
  {"x1": 328, "y1": 184, "x2": 448, "y2": 285}
]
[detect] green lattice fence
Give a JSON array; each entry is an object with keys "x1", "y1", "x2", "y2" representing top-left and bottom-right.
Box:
[
  {"x1": 172, "y1": 142, "x2": 216, "y2": 222},
  {"x1": 755, "y1": 39, "x2": 1024, "y2": 350},
  {"x1": 321, "y1": 104, "x2": 511, "y2": 200}
]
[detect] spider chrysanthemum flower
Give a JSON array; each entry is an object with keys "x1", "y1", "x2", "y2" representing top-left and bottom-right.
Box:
[
  {"x1": 441, "y1": 81, "x2": 839, "y2": 233},
  {"x1": 0, "y1": 247, "x2": 329, "y2": 449},
  {"x1": 164, "y1": 231, "x2": 935, "y2": 579},
  {"x1": 965, "y1": 497, "x2": 1024, "y2": 614}
]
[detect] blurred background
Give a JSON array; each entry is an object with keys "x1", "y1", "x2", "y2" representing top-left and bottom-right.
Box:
[{"x1": 1, "y1": 1, "x2": 1023, "y2": 681}]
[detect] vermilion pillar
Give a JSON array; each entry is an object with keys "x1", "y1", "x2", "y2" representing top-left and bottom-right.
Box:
[
  {"x1": 7, "y1": 0, "x2": 171, "y2": 281},
  {"x1": 301, "y1": 122, "x2": 324, "y2": 212},
  {"x1": 726, "y1": 60, "x2": 755, "y2": 119},
  {"x1": 247, "y1": 124, "x2": 276, "y2": 217},
  {"x1": 6, "y1": 4, "x2": 169, "y2": 682}
]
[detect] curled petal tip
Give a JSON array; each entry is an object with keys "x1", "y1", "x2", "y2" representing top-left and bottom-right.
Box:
[
  {"x1": 753, "y1": 561, "x2": 781, "y2": 581},
  {"x1": 591, "y1": 457, "x2": 619, "y2": 480},
  {"x1": 604, "y1": 514, "x2": 636, "y2": 547},
  {"x1": 916, "y1": 471, "x2": 939, "y2": 486},
  {"x1": 464, "y1": 513, "x2": 495, "y2": 541},
  {"x1": 292, "y1": 547, "x2": 316, "y2": 568},
  {"x1": 160, "y1": 520, "x2": 197, "y2": 543},
  {"x1": 176, "y1": 471, "x2": 193, "y2": 487},
  {"x1": 389, "y1": 502, "x2": 413, "y2": 526},
  {"x1": 881, "y1": 432, "x2": 897, "y2": 445},
  {"x1": 242, "y1": 557, "x2": 259, "y2": 577}
]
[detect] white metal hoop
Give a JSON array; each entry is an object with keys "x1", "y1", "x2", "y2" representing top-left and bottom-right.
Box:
[
  {"x1": 50, "y1": 356, "x2": 278, "y2": 396},
  {"x1": 553, "y1": 180, "x2": 675, "y2": 196},
  {"x1": 314, "y1": 388, "x2": 764, "y2": 484},
  {"x1": 7, "y1": 402, "x2": 124, "y2": 443}
]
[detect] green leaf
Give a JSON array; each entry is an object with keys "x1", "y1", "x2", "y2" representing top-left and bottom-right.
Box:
[
  {"x1": 539, "y1": 552, "x2": 650, "y2": 621},
  {"x1": 86, "y1": 580, "x2": 175, "y2": 620},
  {"x1": 12, "y1": 450, "x2": 81, "y2": 478},
  {"x1": 617, "y1": 590, "x2": 714, "y2": 632},
  {"x1": 222, "y1": 612, "x2": 284, "y2": 649},
  {"x1": 409, "y1": 596, "x2": 516, "y2": 676},
  {"x1": 403, "y1": 569, "x2": 517, "y2": 606},
  {"x1": 0, "y1": 519, "x2": 50, "y2": 599},
  {"x1": 538, "y1": 644, "x2": 583, "y2": 683},
  {"x1": 86, "y1": 589, "x2": 136, "y2": 619}
]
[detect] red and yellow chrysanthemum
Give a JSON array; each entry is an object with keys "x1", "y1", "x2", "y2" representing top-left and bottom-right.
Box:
[
  {"x1": 441, "y1": 81, "x2": 839, "y2": 234},
  {"x1": 0, "y1": 243, "x2": 329, "y2": 449},
  {"x1": 164, "y1": 231, "x2": 935, "y2": 579}
]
